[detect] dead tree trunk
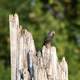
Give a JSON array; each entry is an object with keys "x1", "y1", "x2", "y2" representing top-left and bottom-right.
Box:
[{"x1": 9, "y1": 14, "x2": 68, "y2": 80}]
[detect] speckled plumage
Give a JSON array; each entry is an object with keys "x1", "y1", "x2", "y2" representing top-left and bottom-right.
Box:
[{"x1": 43, "y1": 31, "x2": 55, "y2": 47}]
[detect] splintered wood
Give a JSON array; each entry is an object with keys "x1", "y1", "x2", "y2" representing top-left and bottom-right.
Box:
[{"x1": 9, "y1": 14, "x2": 68, "y2": 80}]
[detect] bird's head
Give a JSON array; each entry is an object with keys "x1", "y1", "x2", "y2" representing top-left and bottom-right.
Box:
[{"x1": 48, "y1": 31, "x2": 55, "y2": 38}]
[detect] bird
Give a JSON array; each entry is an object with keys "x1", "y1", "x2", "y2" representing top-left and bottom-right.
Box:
[{"x1": 43, "y1": 31, "x2": 55, "y2": 48}]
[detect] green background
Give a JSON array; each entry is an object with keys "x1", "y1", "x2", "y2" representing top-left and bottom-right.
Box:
[{"x1": 0, "y1": 0, "x2": 80, "y2": 80}]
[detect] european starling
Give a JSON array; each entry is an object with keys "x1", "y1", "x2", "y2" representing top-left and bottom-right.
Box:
[{"x1": 43, "y1": 31, "x2": 55, "y2": 48}]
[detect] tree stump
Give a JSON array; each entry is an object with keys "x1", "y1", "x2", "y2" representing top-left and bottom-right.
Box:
[{"x1": 9, "y1": 14, "x2": 68, "y2": 80}]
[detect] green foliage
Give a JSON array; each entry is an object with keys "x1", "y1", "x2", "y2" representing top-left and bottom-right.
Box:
[{"x1": 0, "y1": 0, "x2": 80, "y2": 80}]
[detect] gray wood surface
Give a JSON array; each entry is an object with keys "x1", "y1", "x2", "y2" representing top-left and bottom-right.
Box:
[{"x1": 9, "y1": 14, "x2": 68, "y2": 80}]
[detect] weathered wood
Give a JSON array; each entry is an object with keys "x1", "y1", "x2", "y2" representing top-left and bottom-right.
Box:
[
  {"x1": 42, "y1": 46, "x2": 58, "y2": 80},
  {"x1": 9, "y1": 14, "x2": 68, "y2": 80},
  {"x1": 9, "y1": 14, "x2": 20, "y2": 80},
  {"x1": 60, "y1": 57, "x2": 68, "y2": 80}
]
